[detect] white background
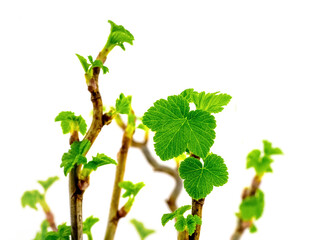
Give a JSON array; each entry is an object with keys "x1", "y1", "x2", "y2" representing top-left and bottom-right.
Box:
[{"x1": 1, "y1": 0, "x2": 320, "y2": 239}]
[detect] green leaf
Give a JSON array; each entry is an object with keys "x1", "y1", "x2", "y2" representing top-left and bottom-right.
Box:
[
  {"x1": 60, "y1": 140, "x2": 91, "y2": 176},
  {"x1": 21, "y1": 190, "x2": 44, "y2": 210},
  {"x1": 179, "y1": 154, "x2": 228, "y2": 200},
  {"x1": 239, "y1": 189, "x2": 265, "y2": 221},
  {"x1": 79, "y1": 139, "x2": 91, "y2": 155},
  {"x1": 83, "y1": 153, "x2": 117, "y2": 171},
  {"x1": 161, "y1": 205, "x2": 191, "y2": 226},
  {"x1": 118, "y1": 181, "x2": 145, "y2": 198},
  {"x1": 88, "y1": 55, "x2": 94, "y2": 64},
  {"x1": 102, "y1": 65, "x2": 109, "y2": 74},
  {"x1": 249, "y1": 224, "x2": 258, "y2": 233},
  {"x1": 130, "y1": 219, "x2": 155, "y2": 240},
  {"x1": 247, "y1": 149, "x2": 274, "y2": 175},
  {"x1": 186, "y1": 214, "x2": 202, "y2": 236},
  {"x1": 172, "y1": 214, "x2": 202, "y2": 235},
  {"x1": 75, "y1": 54, "x2": 90, "y2": 73},
  {"x1": 55, "y1": 111, "x2": 87, "y2": 136},
  {"x1": 34, "y1": 220, "x2": 49, "y2": 240},
  {"x1": 179, "y1": 88, "x2": 198, "y2": 103},
  {"x1": 263, "y1": 140, "x2": 283, "y2": 156},
  {"x1": 142, "y1": 95, "x2": 216, "y2": 160},
  {"x1": 116, "y1": 93, "x2": 132, "y2": 114},
  {"x1": 38, "y1": 176, "x2": 59, "y2": 192},
  {"x1": 246, "y1": 149, "x2": 261, "y2": 169},
  {"x1": 137, "y1": 123, "x2": 148, "y2": 131},
  {"x1": 83, "y1": 216, "x2": 99, "y2": 240},
  {"x1": 45, "y1": 223, "x2": 71, "y2": 240},
  {"x1": 174, "y1": 215, "x2": 186, "y2": 232},
  {"x1": 105, "y1": 20, "x2": 134, "y2": 51},
  {"x1": 193, "y1": 91, "x2": 232, "y2": 114}
]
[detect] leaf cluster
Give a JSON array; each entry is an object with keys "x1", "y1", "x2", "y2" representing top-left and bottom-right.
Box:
[
  {"x1": 55, "y1": 111, "x2": 87, "y2": 136},
  {"x1": 142, "y1": 89, "x2": 231, "y2": 161},
  {"x1": 130, "y1": 219, "x2": 155, "y2": 240},
  {"x1": 161, "y1": 205, "x2": 202, "y2": 236},
  {"x1": 76, "y1": 54, "x2": 109, "y2": 76},
  {"x1": 60, "y1": 139, "x2": 117, "y2": 176},
  {"x1": 247, "y1": 140, "x2": 283, "y2": 176}
]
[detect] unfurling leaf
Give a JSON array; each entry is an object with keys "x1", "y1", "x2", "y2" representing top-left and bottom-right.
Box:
[
  {"x1": 179, "y1": 154, "x2": 228, "y2": 200},
  {"x1": 38, "y1": 176, "x2": 59, "y2": 192},
  {"x1": 84, "y1": 153, "x2": 117, "y2": 171},
  {"x1": 263, "y1": 140, "x2": 283, "y2": 156},
  {"x1": 185, "y1": 214, "x2": 202, "y2": 236},
  {"x1": 60, "y1": 139, "x2": 91, "y2": 176},
  {"x1": 130, "y1": 219, "x2": 155, "y2": 240},
  {"x1": 55, "y1": 111, "x2": 87, "y2": 135},
  {"x1": 83, "y1": 216, "x2": 99, "y2": 240},
  {"x1": 116, "y1": 93, "x2": 132, "y2": 114},
  {"x1": 239, "y1": 189, "x2": 265, "y2": 221},
  {"x1": 193, "y1": 91, "x2": 232, "y2": 114},
  {"x1": 119, "y1": 181, "x2": 145, "y2": 198},
  {"x1": 105, "y1": 20, "x2": 134, "y2": 51},
  {"x1": 161, "y1": 205, "x2": 191, "y2": 226},
  {"x1": 21, "y1": 190, "x2": 44, "y2": 210},
  {"x1": 142, "y1": 95, "x2": 216, "y2": 160},
  {"x1": 247, "y1": 140, "x2": 282, "y2": 176},
  {"x1": 75, "y1": 54, "x2": 90, "y2": 73},
  {"x1": 45, "y1": 223, "x2": 71, "y2": 240}
]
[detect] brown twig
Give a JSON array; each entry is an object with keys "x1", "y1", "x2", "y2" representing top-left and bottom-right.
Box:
[
  {"x1": 44, "y1": 210, "x2": 58, "y2": 231},
  {"x1": 188, "y1": 154, "x2": 204, "y2": 240},
  {"x1": 230, "y1": 175, "x2": 262, "y2": 240},
  {"x1": 104, "y1": 131, "x2": 133, "y2": 240},
  {"x1": 69, "y1": 50, "x2": 111, "y2": 240},
  {"x1": 117, "y1": 116, "x2": 185, "y2": 239}
]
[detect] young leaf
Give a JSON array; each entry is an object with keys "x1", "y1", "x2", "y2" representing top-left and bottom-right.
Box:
[
  {"x1": 142, "y1": 95, "x2": 216, "y2": 160},
  {"x1": 60, "y1": 140, "x2": 91, "y2": 176},
  {"x1": 179, "y1": 88, "x2": 198, "y2": 103},
  {"x1": 118, "y1": 181, "x2": 145, "y2": 198},
  {"x1": 75, "y1": 54, "x2": 90, "y2": 73},
  {"x1": 247, "y1": 150, "x2": 274, "y2": 175},
  {"x1": 161, "y1": 205, "x2": 191, "y2": 226},
  {"x1": 246, "y1": 149, "x2": 261, "y2": 169},
  {"x1": 263, "y1": 140, "x2": 283, "y2": 156},
  {"x1": 179, "y1": 154, "x2": 228, "y2": 200},
  {"x1": 55, "y1": 111, "x2": 87, "y2": 136},
  {"x1": 130, "y1": 219, "x2": 155, "y2": 240},
  {"x1": 21, "y1": 190, "x2": 44, "y2": 210},
  {"x1": 83, "y1": 216, "x2": 99, "y2": 240},
  {"x1": 38, "y1": 176, "x2": 59, "y2": 192},
  {"x1": 193, "y1": 91, "x2": 232, "y2": 114},
  {"x1": 45, "y1": 223, "x2": 71, "y2": 240},
  {"x1": 34, "y1": 220, "x2": 49, "y2": 240},
  {"x1": 105, "y1": 20, "x2": 134, "y2": 51},
  {"x1": 174, "y1": 215, "x2": 187, "y2": 232},
  {"x1": 249, "y1": 224, "x2": 258, "y2": 233},
  {"x1": 186, "y1": 214, "x2": 202, "y2": 236},
  {"x1": 239, "y1": 189, "x2": 265, "y2": 221},
  {"x1": 116, "y1": 93, "x2": 132, "y2": 114},
  {"x1": 83, "y1": 153, "x2": 117, "y2": 171}
]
